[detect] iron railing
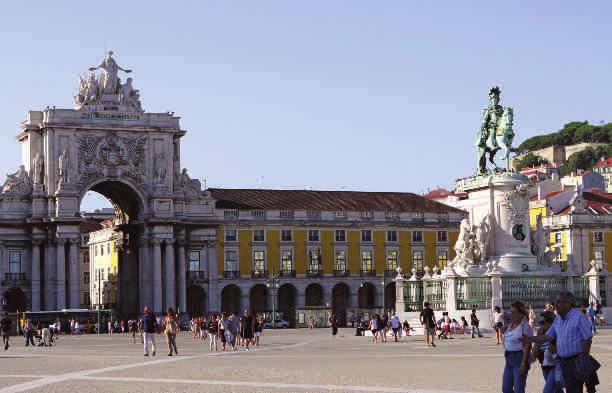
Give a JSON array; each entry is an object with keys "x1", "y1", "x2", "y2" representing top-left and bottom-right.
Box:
[
  {"x1": 187, "y1": 271, "x2": 206, "y2": 282},
  {"x1": 223, "y1": 270, "x2": 240, "y2": 279},
  {"x1": 502, "y1": 277, "x2": 566, "y2": 310},
  {"x1": 251, "y1": 270, "x2": 268, "y2": 278},
  {"x1": 600, "y1": 277, "x2": 607, "y2": 307},
  {"x1": 403, "y1": 280, "x2": 424, "y2": 312},
  {"x1": 333, "y1": 269, "x2": 350, "y2": 277},
  {"x1": 306, "y1": 268, "x2": 322, "y2": 278},
  {"x1": 360, "y1": 270, "x2": 376, "y2": 277},
  {"x1": 574, "y1": 276, "x2": 590, "y2": 307},
  {"x1": 4, "y1": 272, "x2": 26, "y2": 281},
  {"x1": 456, "y1": 277, "x2": 491, "y2": 310},
  {"x1": 424, "y1": 279, "x2": 447, "y2": 311},
  {"x1": 279, "y1": 270, "x2": 296, "y2": 278}
]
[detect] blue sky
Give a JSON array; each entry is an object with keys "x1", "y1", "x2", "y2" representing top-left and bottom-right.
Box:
[{"x1": 1, "y1": 2, "x2": 611, "y2": 210}]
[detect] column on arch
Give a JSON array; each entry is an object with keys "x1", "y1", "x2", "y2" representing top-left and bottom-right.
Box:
[
  {"x1": 45, "y1": 241, "x2": 57, "y2": 310},
  {"x1": 31, "y1": 240, "x2": 42, "y2": 311},
  {"x1": 164, "y1": 239, "x2": 176, "y2": 311},
  {"x1": 152, "y1": 239, "x2": 163, "y2": 313},
  {"x1": 68, "y1": 239, "x2": 80, "y2": 309},
  {"x1": 56, "y1": 239, "x2": 67, "y2": 310}
]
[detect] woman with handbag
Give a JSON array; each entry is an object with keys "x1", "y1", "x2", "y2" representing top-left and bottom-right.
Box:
[
  {"x1": 163, "y1": 307, "x2": 179, "y2": 356},
  {"x1": 501, "y1": 301, "x2": 532, "y2": 393}
]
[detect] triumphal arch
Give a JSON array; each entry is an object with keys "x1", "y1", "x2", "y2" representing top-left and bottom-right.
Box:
[{"x1": 0, "y1": 52, "x2": 218, "y2": 316}]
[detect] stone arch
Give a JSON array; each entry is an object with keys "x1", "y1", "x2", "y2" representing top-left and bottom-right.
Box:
[
  {"x1": 278, "y1": 283, "x2": 296, "y2": 326},
  {"x1": 79, "y1": 178, "x2": 148, "y2": 223},
  {"x1": 221, "y1": 284, "x2": 241, "y2": 315},
  {"x1": 305, "y1": 283, "x2": 323, "y2": 307},
  {"x1": 186, "y1": 285, "x2": 206, "y2": 317},
  {"x1": 331, "y1": 283, "x2": 350, "y2": 327},
  {"x1": 358, "y1": 282, "x2": 376, "y2": 309},
  {"x1": 4, "y1": 287, "x2": 26, "y2": 313},
  {"x1": 249, "y1": 284, "x2": 268, "y2": 314}
]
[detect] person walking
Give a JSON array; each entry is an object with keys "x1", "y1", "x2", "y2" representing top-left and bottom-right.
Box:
[
  {"x1": 330, "y1": 314, "x2": 338, "y2": 338},
  {"x1": 24, "y1": 319, "x2": 35, "y2": 346},
  {"x1": 208, "y1": 314, "x2": 218, "y2": 351},
  {"x1": 419, "y1": 302, "x2": 436, "y2": 348},
  {"x1": 163, "y1": 307, "x2": 179, "y2": 356},
  {"x1": 218, "y1": 313, "x2": 228, "y2": 351},
  {"x1": 142, "y1": 306, "x2": 158, "y2": 357},
  {"x1": 523, "y1": 292, "x2": 596, "y2": 393},
  {"x1": 586, "y1": 303, "x2": 597, "y2": 334},
  {"x1": 240, "y1": 309, "x2": 255, "y2": 351},
  {"x1": 390, "y1": 313, "x2": 401, "y2": 342},
  {"x1": 254, "y1": 316, "x2": 263, "y2": 347},
  {"x1": 470, "y1": 308, "x2": 483, "y2": 338},
  {"x1": 369, "y1": 315, "x2": 378, "y2": 343},
  {"x1": 531, "y1": 311, "x2": 563, "y2": 393},
  {"x1": 1, "y1": 312, "x2": 12, "y2": 350},
  {"x1": 494, "y1": 306, "x2": 505, "y2": 345},
  {"x1": 501, "y1": 301, "x2": 532, "y2": 393}
]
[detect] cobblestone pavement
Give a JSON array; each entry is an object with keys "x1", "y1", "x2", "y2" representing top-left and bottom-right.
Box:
[{"x1": 0, "y1": 329, "x2": 610, "y2": 392}]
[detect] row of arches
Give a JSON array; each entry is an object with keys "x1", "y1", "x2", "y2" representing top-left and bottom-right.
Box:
[{"x1": 218, "y1": 282, "x2": 396, "y2": 325}]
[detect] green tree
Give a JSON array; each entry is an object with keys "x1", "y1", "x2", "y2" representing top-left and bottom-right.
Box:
[{"x1": 514, "y1": 152, "x2": 549, "y2": 172}]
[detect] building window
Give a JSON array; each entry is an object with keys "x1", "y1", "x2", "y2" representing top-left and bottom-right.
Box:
[
  {"x1": 100, "y1": 244, "x2": 104, "y2": 256},
  {"x1": 8, "y1": 250, "x2": 22, "y2": 273},
  {"x1": 412, "y1": 231, "x2": 423, "y2": 243},
  {"x1": 593, "y1": 231, "x2": 603, "y2": 243},
  {"x1": 335, "y1": 230, "x2": 346, "y2": 242},
  {"x1": 438, "y1": 250, "x2": 448, "y2": 269},
  {"x1": 594, "y1": 250, "x2": 604, "y2": 264},
  {"x1": 335, "y1": 211, "x2": 346, "y2": 218},
  {"x1": 361, "y1": 250, "x2": 373, "y2": 272},
  {"x1": 280, "y1": 210, "x2": 294, "y2": 219},
  {"x1": 308, "y1": 249, "x2": 321, "y2": 271},
  {"x1": 189, "y1": 251, "x2": 200, "y2": 272},
  {"x1": 83, "y1": 272, "x2": 90, "y2": 284},
  {"x1": 437, "y1": 231, "x2": 448, "y2": 243},
  {"x1": 281, "y1": 230, "x2": 292, "y2": 242},
  {"x1": 334, "y1": 250, "x2": 346, "y2": 271},
  {"x1": 386, "y1": 249, "x2": 398, "y2": 271},
  {"x1": 361, "y1": 230, "x2": 372, "y2": 242},
  {"x1": 107, "y1": 243, "x2": 110, "y2": 255},
  {"x1": 224, "y1": 250, "x2": 238, "y2": 272},
  {"x1": 94, "y1": 246, "x2": 97, "y2": 256},
  {"x1": 224, "y1": 229, "x2": 237, "y2": 242},
  {"x1": 387, "y1": 230, "x2": 397, "y2": 243},
  {"x1": 253, "y1": 229, "x2": 265, "y2": 242},
  {"x1": 308, "y1": 229, "x2": 320, "y2": 242},
  {"x1": 83, "y1": 292, "x2": 90, "y2": 306},
  {"x1": 412, "y1": 250, "x2": 424, "y2": 273},
  {"x1": 83, "y1": 254, "x2": 89, "y2": 264},
  {"x1": 280, "y1": 250, "x2": 293, "y2": 272},
  {"x1": 554, "y1": 232, "x2": 562, "y2": 244},
  {"x1": 253, "y1": 250, "x2": 265, "y2": 273}
]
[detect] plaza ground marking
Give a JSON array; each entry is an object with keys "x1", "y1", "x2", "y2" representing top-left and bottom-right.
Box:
[
  {"x1": 0, "y1": 339, "x2": 311, "y2": 393},
  {"x1": 78, "y1": 376, "x2": 475, "y2": 393}
]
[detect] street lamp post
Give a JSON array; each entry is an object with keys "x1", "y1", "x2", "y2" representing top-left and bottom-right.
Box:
[
  {"x1": 266, "y1": 267, "x2": 280, "y2": 328},
  {"x1": 97, "y1": 268, "x2": 101, "y2": 336},
  {"x1": 382, "y1": 272, "x2": 386, "y2": 314}
]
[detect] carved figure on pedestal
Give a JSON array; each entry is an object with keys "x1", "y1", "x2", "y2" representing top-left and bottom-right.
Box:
[
  {"x1": 177, "y1": 168, "x2": 202, "y2": 197},
  {"x1": 474, "y1": 213, "x2": 491, "y2": 264},
  {"x1": 476, "y1": 86, "x2": 515, "y2": 174},
  {"x1": 75, "y1": 73, "x2": 99, "y2": 106},
  {"x1": 2, "y1": 165, "x2": 31, "y2": 194},
  {"x1": 32, "y1": 153, "x2": 44, "y2": 185},
  {"x1": 119, "y1": 77, "x2": 143, "y2": 112},
  {"x1": 89, "y1": 50, "x2": 132, "y2": 94},
  {"x1": 58, "y1": 150, "x2": 70, "y2": 186},
  {"x1": 453, "y1": 218, "x2": 475, "y2": 268},
  {"x1": 154, "y1": 154, "x2": 167, "y2": 184},
  {"x1": 530, "y1": 213, "x2": 561, "y2": 266}
]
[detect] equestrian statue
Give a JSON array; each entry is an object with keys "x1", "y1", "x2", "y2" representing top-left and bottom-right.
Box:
[{"x1": 476, "y1": 86, "x2": 515, "y2": 174}]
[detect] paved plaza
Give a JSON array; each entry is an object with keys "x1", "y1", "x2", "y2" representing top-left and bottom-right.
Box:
[{"x1": 0, "y1": 328, "x2": 610, "y2": 393}]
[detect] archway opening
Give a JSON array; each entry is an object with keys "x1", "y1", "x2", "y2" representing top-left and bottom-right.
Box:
[
  {"x1": 305, "y1": 283, "x2": 323, "y2": 307},
  {"x1": 358, "y1": 282, "x2": 376, "y2": 309},
  {"x1": 187, "y1": 285, "x2": 206, "y2": 317},
  {"x1": 331, "y1": 283, "x2": 349, "y2": 327},
  {"x1": 79, "y1": 181, "x2": 145, "y2": 318},
  {"x1": 4, "y1": 287, "x2": 26, "y2": 312},
  {"x1": 385, "y1": 283, "x2": 396, "y2": 313},
  {"x1": 249, "y1": 284, "x2": 267, "y2": 315},
  {"x1": 278, "y1": 283, "x2": 296, "y2": 326},
  {"x1": 221, "y1": 285, "x2": 241, "y2": 315}
]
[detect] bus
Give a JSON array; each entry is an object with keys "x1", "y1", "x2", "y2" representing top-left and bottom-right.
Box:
[{"x1": 24, "y1": 309, "x2": 114, "y2": 334}]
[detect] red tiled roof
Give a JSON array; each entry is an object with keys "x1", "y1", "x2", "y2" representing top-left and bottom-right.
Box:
[
  {"x1": 209, "y1": 188, "x2": 464, "y2": 214},
  {"x1": 557, "y1": 190, "x2": 612, "y2": 216},
  {"x1": 422, "y1": 188, "x2": 451, "y2": 199},
  {"x1": 593, "y1": 157, "x2": 612, "y2": 168},
  {"x1": 530, "y1": 189, "x2": 565, "y2": 201},
  {"x1": 80, "y1": 220, "x2": 103, "y2": 233}
]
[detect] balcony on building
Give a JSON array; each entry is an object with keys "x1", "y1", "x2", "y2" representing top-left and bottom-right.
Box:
[
  {"x1": 279, "y1": 269, "x2": 296, "y2": 278},
  {"x1": 223, "y1": 270, "x2": 240, "y2": 279},
  {"x1": 251, "y1": 270, "x2": 268, "y2": 279},
  {"x1": 306, "y1": 267, "x2": 323, "y2": 278},
  {"x1": 187, "y1": 270, "x2": 207, "y2": 283},
  {"x1": 3, "y1": 272, "x2": 27, "y2": 284},
  {"x1": 360, "y1": 269, "x2": 376, "y2": 277},
  {"x1": 333, "y1": 269, "x2": 350, "y2": 277}
]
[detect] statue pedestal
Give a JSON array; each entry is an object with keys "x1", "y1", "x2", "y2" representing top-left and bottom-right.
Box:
[{"x1": 455, "y1": 172, "x2": 541, "y2": 275}]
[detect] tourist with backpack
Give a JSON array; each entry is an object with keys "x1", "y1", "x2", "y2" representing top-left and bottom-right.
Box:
[
  {"x1": 470, "y1": 308, "x2": 483, "y2": 338},
  {"x1": 163, "y1": 307, "x2": 179, "y2": 356}
]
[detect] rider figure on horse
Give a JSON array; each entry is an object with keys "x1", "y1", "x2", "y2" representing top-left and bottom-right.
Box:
[{"x1": 479, "y1": 86, "x2": 503, "y2": 151}]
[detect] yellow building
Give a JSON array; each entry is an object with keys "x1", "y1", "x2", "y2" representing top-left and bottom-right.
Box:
[
  {"x1": 209, "y1": 188, "x2": 464, "y2": 325},
  {"x1": 88, "y1": 220, "x2": 119, "y2": 310},
  {"x1": 529, "y1": 187, "x2": 612, "y2": 302}
]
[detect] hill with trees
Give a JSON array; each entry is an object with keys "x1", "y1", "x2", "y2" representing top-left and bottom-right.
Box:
[{"x1": 516, "y1": 121, "x2": 612, "y2": 154}]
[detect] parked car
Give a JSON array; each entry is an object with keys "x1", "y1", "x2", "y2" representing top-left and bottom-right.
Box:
[{"x1": 263, "y1": 319, "x2": 290, "y2": 329}]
